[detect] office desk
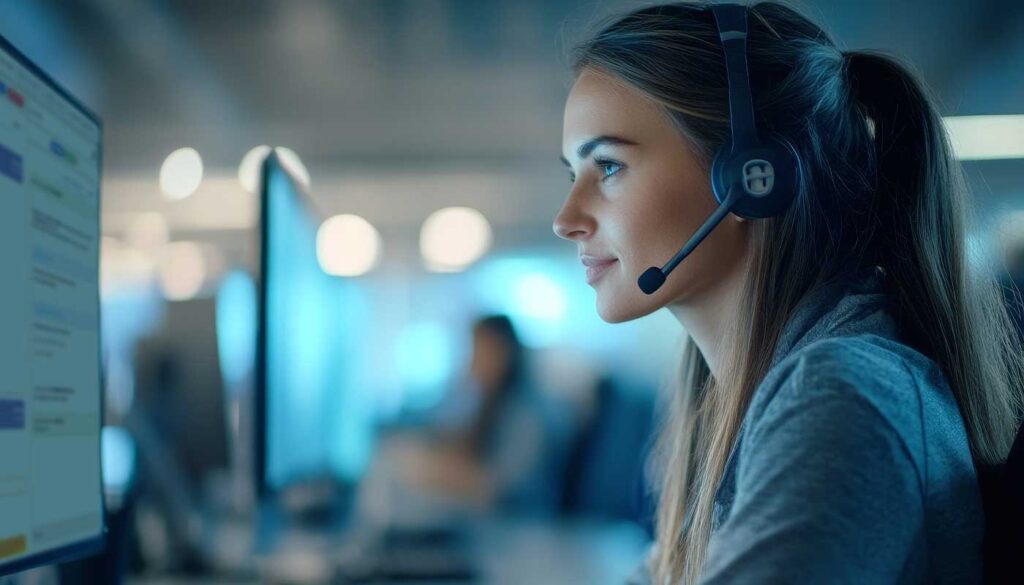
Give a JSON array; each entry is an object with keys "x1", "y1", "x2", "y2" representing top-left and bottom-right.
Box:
[
  {"x1": 468, "y1": 518, "x2": 649, "y2": 584},
  {"x1": 127, "y1": 517, "x2": 649, "y2": 585}
]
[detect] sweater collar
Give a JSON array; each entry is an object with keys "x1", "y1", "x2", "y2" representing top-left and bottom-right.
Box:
[{"x1": 768, "y1": 265, "x2": 898, "y2": 370}]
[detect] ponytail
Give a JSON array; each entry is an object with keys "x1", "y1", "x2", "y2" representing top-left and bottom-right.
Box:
[{"x1": 844, "y1": 50, "x2": 1023, "y2": 465}]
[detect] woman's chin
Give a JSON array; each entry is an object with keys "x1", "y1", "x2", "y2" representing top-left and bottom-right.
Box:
[
  {"x1": 596, "y1": 291, "x2": 658, "y2": 324},
  {"x1": 596, "y1": 304, "x2": 629, "y2": 324}
]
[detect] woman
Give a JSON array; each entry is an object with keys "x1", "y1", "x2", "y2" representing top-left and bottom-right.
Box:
[
  {"x1": 554, "y1": 2, "x2": 1023, "y2": 583},
  {"x1": 449, "y1": 314, "x2": 564, "y2": 513},
  {"x1": 401, "y1": 315, "x2": 565, "y2": 514}
]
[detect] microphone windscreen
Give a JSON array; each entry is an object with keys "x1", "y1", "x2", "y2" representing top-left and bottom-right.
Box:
[{"x1": 638, "y1": 267, "x2": 665, "y2": 295}]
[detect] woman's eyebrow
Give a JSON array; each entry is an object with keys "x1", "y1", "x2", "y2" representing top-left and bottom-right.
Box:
[{"x1": 560, "y1": 135, "x2": 638, "y2": 167}]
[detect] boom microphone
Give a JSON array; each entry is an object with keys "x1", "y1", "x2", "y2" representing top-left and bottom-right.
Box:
[{"x1": 638, "y1": 186, "x2": 739, "y2": 295}]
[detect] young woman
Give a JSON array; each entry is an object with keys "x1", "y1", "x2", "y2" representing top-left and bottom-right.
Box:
[{"x1": 554, "y1": 2, "x2": 1023, "y2": 583}]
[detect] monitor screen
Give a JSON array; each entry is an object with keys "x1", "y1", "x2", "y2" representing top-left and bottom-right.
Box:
[
  {"x1": 256, "y1": 154, "x2": 372, "y2": 493},
  {"x1": 0, "y1": 35, "x2": 104, "y2": 574}
]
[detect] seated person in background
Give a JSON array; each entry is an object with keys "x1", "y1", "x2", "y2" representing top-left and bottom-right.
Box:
[{"x1": 398, "y1": 314, "x2": 567, "y2": 515}]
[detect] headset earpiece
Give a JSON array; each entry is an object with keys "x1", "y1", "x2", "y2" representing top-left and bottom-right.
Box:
[
  {"x1": 708, "y1": 3, "x2": 802, "y2": 219},
  {"x1": 710, "y1": 135, "x2": 801, "y2": 219}
]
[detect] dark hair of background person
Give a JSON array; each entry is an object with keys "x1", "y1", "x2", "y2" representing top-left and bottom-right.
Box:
[
  {"x1": 570, "y1": 2, "x2": 1024, "y2": 582},
  {"x1": 464, "y1": 314, "x2": 527, "y2": 458}
]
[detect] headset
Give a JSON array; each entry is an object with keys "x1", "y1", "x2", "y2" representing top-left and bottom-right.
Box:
[{"x1": 637, "y1": 3, "x2": 803, "y2": 295}]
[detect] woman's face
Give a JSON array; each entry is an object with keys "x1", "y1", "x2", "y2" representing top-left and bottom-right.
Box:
[
  {"x1": 469, "y1": 328, "x2": 509, "y2": 394},
  {"x1": 555, "y1": 68, "x2": 750, "y2": 323}
]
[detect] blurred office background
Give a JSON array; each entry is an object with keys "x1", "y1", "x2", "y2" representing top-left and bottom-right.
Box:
[{"x1": 1, "y1": 0, "x2": 1022, "y2": 583}]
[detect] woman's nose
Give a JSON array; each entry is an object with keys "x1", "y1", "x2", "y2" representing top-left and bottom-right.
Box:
[{"x1": 553, "y1": 191, "x2": 595, "y2": 241}]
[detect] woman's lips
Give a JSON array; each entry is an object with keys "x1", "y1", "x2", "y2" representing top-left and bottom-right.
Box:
[{"x1": 583, "y1": 258, "x2": 618, "y2": 285}]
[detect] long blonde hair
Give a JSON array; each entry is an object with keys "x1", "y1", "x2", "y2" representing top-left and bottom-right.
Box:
[{"x1": 571, "y1": 2, "x2": 1024, "y2": 583}]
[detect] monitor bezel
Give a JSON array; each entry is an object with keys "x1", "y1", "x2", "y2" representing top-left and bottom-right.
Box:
[
  {"x1": 0, "y1": 31, "x2": 106, "y2": 576},
  {"x1": 253, "y1": 152, "x2": 335, "y2": 498}
]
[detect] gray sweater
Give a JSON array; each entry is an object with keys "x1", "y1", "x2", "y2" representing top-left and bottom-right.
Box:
[{"x1": 637, "y1": 266, "x2": 984, "y2": 584}]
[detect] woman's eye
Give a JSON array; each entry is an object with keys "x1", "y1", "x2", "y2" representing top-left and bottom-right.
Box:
[{"x1": 596, "y1": 160, "x2": 623, "y2": 180}]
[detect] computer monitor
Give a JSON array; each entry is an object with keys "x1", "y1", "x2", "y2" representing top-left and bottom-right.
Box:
[
  {"x1": 255, "y1": 153, "x2": 372, "y2": 496},
  {"x1": 0, "y1": 34, "x2": 104, "y2": 574}
]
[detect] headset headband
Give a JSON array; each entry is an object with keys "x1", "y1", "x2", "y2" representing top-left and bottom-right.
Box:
[{"x1": 711, "y1": 4, "x2": 759, "y2": 151}]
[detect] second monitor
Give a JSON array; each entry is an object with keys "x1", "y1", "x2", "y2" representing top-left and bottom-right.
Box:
[{"x1": 254, "y1": 152, "x2": 374, "y2": 497}]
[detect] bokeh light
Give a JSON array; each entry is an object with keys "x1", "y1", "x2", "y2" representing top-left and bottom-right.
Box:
[
  {"x1": 100, "y1": 237, "x2": 156, "y2": 296},
  {"x1": 157, "y1": 241, "x2": 207, "y2": 300},
  {"x1": 216, "y1": 270, "x2": 257, "y2": 389},
  {"x1": 316, "y1": 214, "x2": 381, "y2": 276},
  {"x1": 394, "y1": 321, "x2": 455, "y2": 409},
  {"x1": 420, "y1": 207, "x2": 492, "y2": 271},
  {"x1": 159, "y1": 147, "x2": 204, "y2": 200},
  {"x1": 125, "y1": 212, "x2": 169, "y2": 251}
]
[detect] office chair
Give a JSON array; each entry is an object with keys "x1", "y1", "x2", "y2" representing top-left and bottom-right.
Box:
[{"x1": 979, "y1": 421, "x2": 1024, "y2": 583}]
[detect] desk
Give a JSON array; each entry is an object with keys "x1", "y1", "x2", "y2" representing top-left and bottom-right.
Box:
[
  {"x1": 127, "y1": 517, "x2": 649, "y2": 585},
  {"x1": 469, "y1": 518, "x2": 649, "y2": 585}
]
